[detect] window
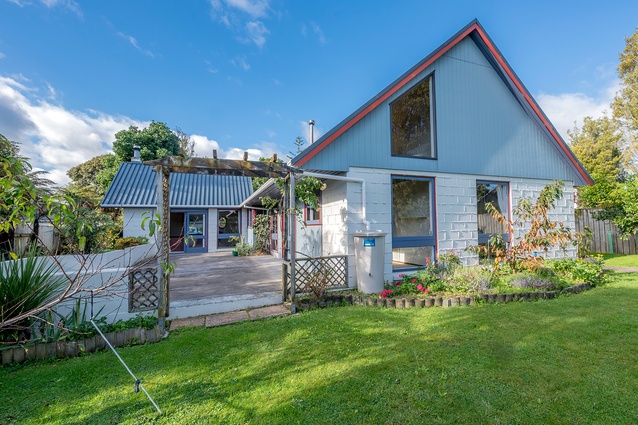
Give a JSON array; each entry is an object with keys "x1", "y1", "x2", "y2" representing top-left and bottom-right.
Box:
[
  {"x1": 476, "y1": 181, "x2": 509, "y2": 245},
  {"x1": 391, "y1": 75, "x2": 435, "y2": 158},
  {"x1": 304, "y1": 191, "x2": 321, "y2": 225},
  {"x1": 392, "y1": 177, "x2": 435, "y2": 270}
]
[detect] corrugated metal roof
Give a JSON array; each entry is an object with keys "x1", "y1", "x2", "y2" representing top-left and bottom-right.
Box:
[{"x1": 101, "y1": 162, "x2": 253, "y2": 208}]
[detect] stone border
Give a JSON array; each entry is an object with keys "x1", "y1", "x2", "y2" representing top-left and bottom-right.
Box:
[
  {"x1": 295, "y1": 282, "x2": 592, "y2": 311},
  {"x1": 1, "y1": 326, "x2": 162, "y2": 366}
]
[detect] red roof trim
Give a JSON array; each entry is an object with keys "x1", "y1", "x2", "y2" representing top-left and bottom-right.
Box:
[
  {"x1": 472, "y1": 28, "x2": 594, "y2": 185},
  {"x1": 295, "y1": 22, "x2": 593, "y2": 186}
]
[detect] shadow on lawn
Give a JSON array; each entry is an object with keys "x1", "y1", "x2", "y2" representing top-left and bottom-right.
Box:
[{"x1": 6, "y1": 272, "x2": 638, "y2": 424}]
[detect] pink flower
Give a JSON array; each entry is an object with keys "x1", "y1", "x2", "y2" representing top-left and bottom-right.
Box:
[
  {"x1": 398, "y1": 273, "x2": 403, "y2": 278},
  {"x1": 380, "y1": 289, "x2": 394, "y2": 298},
  {"x1": 425, "y1": 287, "x2": 430, "y2": 293},
  {"x1": 411, "y1": 279, "x2": 416, "y2": 283},
  {"x1": 425, "y1": 257, "x2": 430, "y2": 265},
  {"x1": 417, "y1": 284, "x2": 424, "y2": 291},
  {"x1": 395, "y1": 282, "x2": 401, "y2": 287}
]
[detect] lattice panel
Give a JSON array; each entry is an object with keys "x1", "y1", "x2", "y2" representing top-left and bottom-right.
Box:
[
  {"x1": 284, "y1": 255, "x2": 348, "y2": 299},
  {"x1": 129, "y1": 268, "x2": 159, "y2": 312}
]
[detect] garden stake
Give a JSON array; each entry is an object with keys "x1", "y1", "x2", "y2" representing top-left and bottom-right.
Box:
[{"x1": 90, "y1": 293, "x2": 162, "y2": 414}]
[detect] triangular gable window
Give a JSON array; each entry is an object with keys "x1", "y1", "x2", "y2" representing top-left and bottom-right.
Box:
[{"x1": 390, "y1": 74, "x2": 436, "y2": 159}]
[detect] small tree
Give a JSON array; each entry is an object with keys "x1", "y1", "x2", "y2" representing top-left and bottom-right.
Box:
[{"x1": 468, "y1": 180, "x2": 575, "y2": 272}]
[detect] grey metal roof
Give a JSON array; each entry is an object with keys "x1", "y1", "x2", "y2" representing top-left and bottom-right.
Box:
[{"x1": 101, "y1": 162, "x2": 253, "y2": 208}]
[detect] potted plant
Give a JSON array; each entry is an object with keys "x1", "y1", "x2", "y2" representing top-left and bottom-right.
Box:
[{"x1": 228, "y1": 235, "x2": 252, "y2": 256}]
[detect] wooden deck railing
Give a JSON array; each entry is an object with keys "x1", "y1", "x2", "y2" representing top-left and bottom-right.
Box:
[{"x1": 282, "y1": 255, "x2": 348, "y2": 301}]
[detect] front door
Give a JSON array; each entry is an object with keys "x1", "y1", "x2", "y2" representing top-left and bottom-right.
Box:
[
  {"x1": 218, "y1": 210, "x2": 240, "y2": 249},
  {"x1": 184, "y1": 212, "x2": 206, "y2": 253}
]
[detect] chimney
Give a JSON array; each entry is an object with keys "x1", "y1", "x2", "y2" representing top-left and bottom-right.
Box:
[
  {"x1": 309, "y1": 119, "x2": 315, "y2": 144},
  {"x1": 132, "y1": 145, "x2": 141, "y2": 162}
]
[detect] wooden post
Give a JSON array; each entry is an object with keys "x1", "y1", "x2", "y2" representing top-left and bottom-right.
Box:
[
  {"x1": 156, "y1": 165, "x2": 170, "y2": 334},
  {"x1": 289, "y1": 172, "x2": 297, "y2": 313}
]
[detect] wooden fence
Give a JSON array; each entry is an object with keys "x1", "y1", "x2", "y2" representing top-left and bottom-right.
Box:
[{"x1": 576, "y1": 209, "x2": 638, "y2": 254}]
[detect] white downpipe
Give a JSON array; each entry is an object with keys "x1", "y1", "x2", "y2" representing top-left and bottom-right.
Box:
[{"x1": 300, "y1": 171, "x2": 370, "y2": 231}]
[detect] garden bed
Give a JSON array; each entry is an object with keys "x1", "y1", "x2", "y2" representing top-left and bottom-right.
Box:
[
  {"x1": 1, "y1": 325, "x2": 162, "y2": 366},
  {"x1": 295, "y1": 282, "x2": 592, "y2": 311}
]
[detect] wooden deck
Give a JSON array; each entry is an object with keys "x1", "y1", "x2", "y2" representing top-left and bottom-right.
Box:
[{"x1": 169, "y1": 251, "x2": 282, "y2": 302}]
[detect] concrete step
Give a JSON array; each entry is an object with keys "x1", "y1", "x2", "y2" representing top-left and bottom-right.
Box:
[{"x1": 170, "y1": 303, "x2": 291, "y2": 330}]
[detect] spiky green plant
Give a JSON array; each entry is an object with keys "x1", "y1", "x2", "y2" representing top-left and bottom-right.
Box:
[{"x1": 0, "y1": 247, "x2": 67, "y2": 342}]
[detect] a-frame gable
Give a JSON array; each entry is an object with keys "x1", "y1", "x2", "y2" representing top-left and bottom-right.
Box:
[{"x1": 292, "y1": 19, "x2": 592, "y2": 186}]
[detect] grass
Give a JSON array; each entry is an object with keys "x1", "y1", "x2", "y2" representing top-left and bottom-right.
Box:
[
  {"x1": 600, "y1": 253, "x2": 638, "y2": 268},
  {"x1": 2, "y1": 272, "x2": 638, "y2": 424}
]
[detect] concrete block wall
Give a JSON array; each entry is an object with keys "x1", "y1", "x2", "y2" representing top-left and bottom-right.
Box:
[
  {"x1": 344, "y1": 167, "x2": 578, "y2": 284},
  {"x1": 320, "y1": 180, "x2": 349, "y2": 257},
  {"x1": 509, "y1": 179, "x2": 577, "y2": 259}
]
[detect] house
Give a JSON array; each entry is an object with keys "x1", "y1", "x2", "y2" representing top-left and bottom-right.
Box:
[
  {"x1": 249, "y1": 19, "x2": 592, "y2": 287},
  {"x1": 101, "y1": 151, "x2": 254, "y2": 254}
]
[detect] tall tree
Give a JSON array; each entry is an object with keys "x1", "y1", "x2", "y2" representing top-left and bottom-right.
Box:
[
  {"x1": 67, "y1": 153, "x2": 116, "y2": 198},
  {"x1": 613, "y1": 26, "x2": 638, "y2": 172},
  {"x1": 112, "y1": 121, "x2": 180, "y2": 163},
  {"x1": 569, "y1": 116, "x2": 624, "y2": 183},
  {"x1": 174, "y1": 127, "x2": 195, "y2": 157}
]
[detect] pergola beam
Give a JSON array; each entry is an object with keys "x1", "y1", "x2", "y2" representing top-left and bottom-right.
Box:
[{"x1": 145, "y1": 156, "x2": 296, "y2": 179}]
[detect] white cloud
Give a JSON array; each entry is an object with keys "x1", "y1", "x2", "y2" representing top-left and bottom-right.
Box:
[
  {"x1": 310, "y1": 22, "x2": 325, "y2": 44},
  {"x1": 536, "y1": 79, "x2": 619, "y2": 141},
  {"x1": 7, "y1": 0, "x2": 82, "y2": 16},
  {"x1": 117, "y1": 32, "x2": 156, "y2": 58},
  {"x1": 224, "y1": 0, "x2": 269, "y2": 18},
  {"x1": 0, "y1": 52, "x2": 5, "y2": 60},
  {"x1": 191, "y1": 134, "x2": 280, "y2": 160},
  {"x1": 230, "y1": 55, "x2": 251, "y2": 71},
  {"x1": 243, "y1": 21, "x2": 268, "y2": 48},
  {"x1": 209, "y1": 0, "x2": 271, "y2": 48},
  {"x1": 0, "y1": 75, "x2": 147, "y2": 186}
]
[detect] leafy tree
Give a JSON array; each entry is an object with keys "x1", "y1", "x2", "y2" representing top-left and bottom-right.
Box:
[
  {"x1": 613, "y1": 26, "x2": 638, "y2": 172},
  {"x1": 113, "y1": 121, "x2": 180, "y2": 163},
  {"x1": 568, "y1": 26, "x2": 638, "y2": 236},
  {"x1": 0, "y1": 135, "x2": 53, "y2": 257},
  {"x1": 67, "y1": 154, "x2": 115, "y2": 194},
  {"x1": 568, "y1": 117, "x2": 625, "y2": 208},
  {"x1": 175, "y1": 127, "x2": 195, "y2": 158},
  {"x1": 569, "y1": 117, "x2": 624, "y2": 182}
]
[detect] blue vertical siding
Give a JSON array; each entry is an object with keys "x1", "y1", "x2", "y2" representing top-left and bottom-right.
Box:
[{"x1": 300, "y1": 37, "x2": 581, "y2": 184}]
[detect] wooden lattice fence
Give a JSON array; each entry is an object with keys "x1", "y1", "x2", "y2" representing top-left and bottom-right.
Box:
[
  {"x1": 128, "y1": 267, "x2": 159, "y2": 313},
  {"x1": 576, "y1": 208, "x2": 638, "y2": 255},
  {"x1": 283, "y1": 255, "x2": 348, "y2": 300}
]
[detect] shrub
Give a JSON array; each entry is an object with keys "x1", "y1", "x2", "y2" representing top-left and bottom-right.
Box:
[
  {"x1": 0, "y1": 248, "x2": 67, "y2": 342},
  {"x1": 546, "y1": 256, "x2": 610, "y2": 287},
  {"x1": 448, "y1": 266, "x2": 491, "y2": 293},
  {"x1": 467, "y1": 180, "x2": 576, "y2": 272},
  {"x1": 113, "y1": 236, "x2": 148, "y2": 250},
  {"x1": 504, "y1": 272, "x2": 558, "y2": 291}
]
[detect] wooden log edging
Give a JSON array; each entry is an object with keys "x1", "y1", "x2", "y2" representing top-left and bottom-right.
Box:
[
  {"x1": 294, "y1": 282, "x2": 593, "y2": 312},
  {"x1": 1, "y1": 326, "x2": 162, "y2": 366}
]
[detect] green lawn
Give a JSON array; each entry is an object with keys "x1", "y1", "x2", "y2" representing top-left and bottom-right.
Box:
[
  {"x1": 600, "y1": 253, "x2": 638, "y2": 267},
  {"x1": 3, "y1": 273, "x2": 638, "y2": 424}
]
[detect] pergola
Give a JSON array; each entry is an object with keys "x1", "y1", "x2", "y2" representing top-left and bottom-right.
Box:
[{"x1": 145, "y1": 154, "x2": 300, "y2": 333}]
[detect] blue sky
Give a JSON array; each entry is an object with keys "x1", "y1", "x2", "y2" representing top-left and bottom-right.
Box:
[{"x1": 1, "y1": 0, "x2": 637, "y2": 185}]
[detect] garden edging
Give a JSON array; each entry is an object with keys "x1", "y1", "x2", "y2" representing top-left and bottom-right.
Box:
[
  {"x1": 1, "y1": 326, "x2": 162, "y2": 366},
  {"x1": 295, "y1": 282, "x2": 593, "y2": 311}
]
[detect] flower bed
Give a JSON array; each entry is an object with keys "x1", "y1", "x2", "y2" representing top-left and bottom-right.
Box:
[
  {"x1": 382, "y1": 253, "x2": 608, "y2": 300},
  {"x1": 1, "y1": 326, "x2": 163, "y2": 366},
  {"x1": 294, "y1": 282, "x2": 593, "y2": 312}
]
